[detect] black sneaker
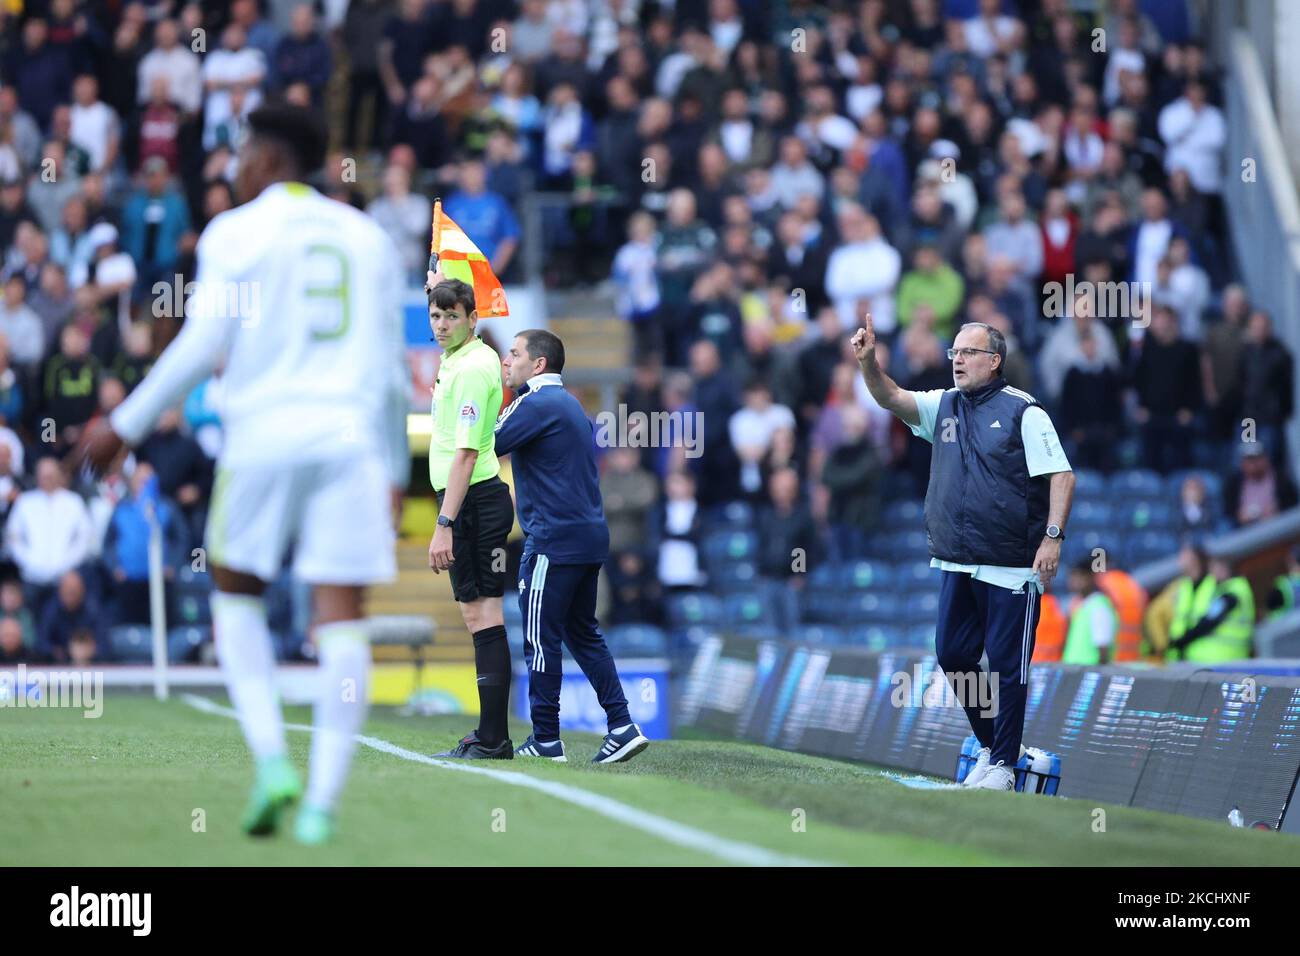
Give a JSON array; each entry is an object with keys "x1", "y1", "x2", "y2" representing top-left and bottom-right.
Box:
[
  {"x1": 591, "y1": 723, "x2": 649, "y2": 764},
  {"x1": 435, "y1": 729, "x2": 514, "y2": 759}
]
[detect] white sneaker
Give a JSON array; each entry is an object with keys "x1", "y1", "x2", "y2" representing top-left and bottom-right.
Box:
[
  {"x1": 962, "y1": 747, "x2": 992, "y2": 787},
  {"x1": 974, "y1": 761, "x2": 1015, "y2": 791}
]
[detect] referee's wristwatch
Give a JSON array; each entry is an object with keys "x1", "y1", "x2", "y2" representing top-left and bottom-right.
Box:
[
  {"x1": 1044, "y1": 524, "x2": 1065, "y2": 542},
  {"x1": 437, "y1": 514, "x2": 456, "y2": 531}
]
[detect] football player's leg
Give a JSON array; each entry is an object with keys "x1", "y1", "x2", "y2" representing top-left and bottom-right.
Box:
[
  {"x1": 293, "y1": 457, "x2": 394, "y2": 838},
  {"x1": 297, "y1": 584, "x2": 371, "y2": 844},
  {"x1": 207, "y1": 465, "x2": 301, "y2": 834}
]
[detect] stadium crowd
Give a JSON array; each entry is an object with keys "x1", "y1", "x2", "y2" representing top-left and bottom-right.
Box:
[{"x1": 0, "y1": 0, "x2": 1295, "y2": 665}]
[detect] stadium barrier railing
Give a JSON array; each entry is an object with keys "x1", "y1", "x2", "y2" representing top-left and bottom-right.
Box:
[{"x1": 676, "y1": 633, "x2": 1300, "y2": 833}]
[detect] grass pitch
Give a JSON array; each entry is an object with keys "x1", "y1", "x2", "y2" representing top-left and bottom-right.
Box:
[{"x1": 1, "y1": 693, "x2": 1294, "y2": 866}]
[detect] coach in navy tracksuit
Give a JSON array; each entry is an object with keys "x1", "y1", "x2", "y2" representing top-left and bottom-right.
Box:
[
  {"x1": 493, "y1": 329, "x2": 649, "y2": 764},
  {"x1": 852, "y1": 315, "x2": 1076, "y2": 791}
]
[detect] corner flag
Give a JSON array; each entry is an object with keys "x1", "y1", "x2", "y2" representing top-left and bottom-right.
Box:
[{"x1": 428, "y1": 198, "x2": 510, "y2": 317}]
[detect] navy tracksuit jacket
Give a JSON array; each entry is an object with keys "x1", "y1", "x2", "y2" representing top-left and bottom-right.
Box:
[{"x1": 494, "y1": 373, "x2": 630, "y2": 740}]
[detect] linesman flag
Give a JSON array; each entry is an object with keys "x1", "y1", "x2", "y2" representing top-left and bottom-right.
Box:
[{"x1": 428, "y1": 198, "x2": 510, "y2": 317}]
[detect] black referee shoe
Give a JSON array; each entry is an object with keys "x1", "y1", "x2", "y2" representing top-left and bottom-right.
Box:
[{"x1": 434, "y1": 729, "x2": 514, "y2": 760}]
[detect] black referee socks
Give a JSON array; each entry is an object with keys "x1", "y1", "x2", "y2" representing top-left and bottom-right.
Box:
[{"x1": 471, "y1": 625, "x2": 511, "y2": 745}]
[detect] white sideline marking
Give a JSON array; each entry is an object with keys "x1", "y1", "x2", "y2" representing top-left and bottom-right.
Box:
[{"x1": 182, "y1": 694, "x2": 826, "y2": 867}]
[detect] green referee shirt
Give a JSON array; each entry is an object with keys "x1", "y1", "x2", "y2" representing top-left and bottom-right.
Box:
[{"x1": 428, "y1": 336, "x2": 502, "y2": 492}]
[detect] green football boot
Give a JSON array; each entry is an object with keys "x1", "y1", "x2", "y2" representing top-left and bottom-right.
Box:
[
  {"x1": 240, "y1": 754, "x2": 302, "y2": 836},
  {"x1": 293, "y1": 804, "x2": 335, "y2": 846}
]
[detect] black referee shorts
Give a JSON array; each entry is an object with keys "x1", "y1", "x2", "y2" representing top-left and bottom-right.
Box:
[{"x1": 436, "y1": 475, "x2": 514, "y2": 603}]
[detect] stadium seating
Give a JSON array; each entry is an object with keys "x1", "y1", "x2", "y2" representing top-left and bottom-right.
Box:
[
  {"x1": 709, "y1": 560, "x2": 761, "y2": 593},
  {"x1": 1106, "y1": 470, "x2": 1165, "y2": 498},
  {"x1": 167, "y1": 626, "x2": 212, "y2": 664},
  {"x1": 665, "y1": 592, "x2": 724, "y2": 629},
  {"x1": 107, "y1": 625, "x2": 153, "y2": 663},
  {"x1": 722, "y1": 590, "x2": 776, "y2": 630},
  {"x1": 836, "y1": 560, "x2": 896, "y2": 591},
  {"x1": 605, "y1": 624, "x2": 669, "y2": 659},
  {"x1": 794, "y1": 624, "x2": 847, "y2": 646}
]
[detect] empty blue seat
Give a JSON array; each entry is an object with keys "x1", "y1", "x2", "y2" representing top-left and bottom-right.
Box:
[
  {"x1": 844, "y1": 623, "x2": 904, "y2": 650},
  {"x1": 1069, "y1": 500, "x2": 1114, "y2": 530},
  {"x1": 670, "y1": 626, "x2": 720, "y2": 658},
  {"x1": 882, "y1": 499, "x2": 925, "y2": 527},
  {"x1": 836, "y1": 560, "x2": 895, "y2": 591},
  {"x1": 703, "y1": 500, "x2": 754, "y2": 531},
  {"x1": 176, "y1": 564, "x2": 211, "y2": 587},
  {"x1": 800, "y1": 588, "x2": 842, "y2": 624},
  {"x1": 666, "y1": 592, "x2": 724, "y2": 628},
  {"x1": 606, "y1": 624, "x2": 669, "y2": 658},
  {"x1": 898, "y1": 591, "x2": 941, "y2": 625},
  {"x1": 1116, "y1": 499, "x2": 1175, "y2": 531},
  {"x1": 702, "y1": 529, "x2": 759, "y2": 568},
  {"x1": 175, "y1": 584, "x2": 212, "y2": 626},
  {"x1": 806, "y1": 564, "x2": 839, "y2": 591},
  {"x1": 905, "y1": 623, "x2": 937, "y2": 649},
  {"x1": 722, "y1": 591, "x2": 775, "y2": 629},
  {"x1": 108, "y1": 625, "x2": 153, "y2": 663},
  {"x1": 1106, "y1": 469, "x2": 1164, "y2": 498},
  {"x1": 710, "y1": 560, "x2": 760, "y2": 592},
  {"x1": 167, "y1": 625, "x2": 212, "y2": 663},
  {"x1": 732, "y1": 624, "x2": 781, "y2": 641},
  {"x1": 839, "y1": 590, "x2": 901, "y2": 621},
  {"x1": 794, "y1": 624, "x2": 846, "y2": 646},
  {"x1": 1127, "y1": 529, "x2": 1178, "y2": 567},
  {"x1": 897, "y1": 560, "x2": 938, "y2": 589},
  {"x1": 1072, "y1": 469, "x2": 1107, "y2": 498},
  {"x1": 1062, "y1": 530, "x2": 1108, "y2": 569},
  {"x1": 886, "y1": 529, "x2": 931, "y2": 559}
]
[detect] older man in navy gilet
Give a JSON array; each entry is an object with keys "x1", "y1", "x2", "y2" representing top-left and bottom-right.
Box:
[{"x1": 852, "y1": 316, "x2": 1076, "y2": 790}]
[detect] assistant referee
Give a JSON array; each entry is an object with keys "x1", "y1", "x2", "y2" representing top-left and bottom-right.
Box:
[
  {"x1": 853, "y1": 314, "x2": 1076, "y2": 791},
  {"x1": 425, "y1": 274, "x2": 516, "y2": 759}
]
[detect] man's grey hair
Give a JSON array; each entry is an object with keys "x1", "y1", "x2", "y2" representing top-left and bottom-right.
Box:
[{"x1": 960, "y1": 322, "x2": 1006, "y2": 375}]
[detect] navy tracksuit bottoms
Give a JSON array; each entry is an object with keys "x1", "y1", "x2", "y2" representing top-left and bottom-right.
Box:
[
  {"x1": 934, "y1": 570, "x2": 1041, "y2": 768},
  {"x1": 518, "y1": 553, "x2": 631, "y2": 742}
]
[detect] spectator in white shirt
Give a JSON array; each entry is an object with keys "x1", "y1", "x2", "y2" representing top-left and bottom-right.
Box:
[
  {"x1": 1158, "y1": 80, "x2": 1226, "y2": 195},
  {"x1": 201, "y1": 24, "x2": 267, "y2": 151},
  {"x1": 1103, "y1": 18, "x2": 1146, "y2": 106},
  {"x1": 137, "y1": 19, "x2": 203, "y2": 114},
  {"x1": 69, "y1": 74, "x2": 120, "y2": 174},
  {"x1": 963, "y1": 0, "x2": 1024, "y2": 59},
  {"x1": 1154, "y1": 237, "x2": 1211, "y2": 342},
  {"x1": 6, "y1": 457, "x2": 93, "y2": 589},
  {"x1": 729, "y1": 379, "x2": 796, "y2": 495},
  {"x1": 1132, "y1": 187, "x2": 1176, "y2": 287},
  {"x1": 825, "y1": 202, "x2": 902, "y2": 333},
  {"x1": 365, "y1": 162, "x2": 431, "y2": 282}
]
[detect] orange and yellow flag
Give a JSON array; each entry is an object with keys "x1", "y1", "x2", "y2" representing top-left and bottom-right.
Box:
[{"x1": 429, "y1": 199, "x2": 509, "y2": 317}]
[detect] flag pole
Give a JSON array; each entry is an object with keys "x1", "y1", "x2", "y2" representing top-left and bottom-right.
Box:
[{"x1": 428, "y1": 197, "x2": 442, "y2": 275}]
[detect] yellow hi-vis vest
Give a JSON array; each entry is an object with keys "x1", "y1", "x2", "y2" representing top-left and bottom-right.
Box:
[
  {"x1": 1180, "y1": 576, "x2": 1254, "y2": 664},
  {"x1": 1063, "y1": 591, "x2": 1119, "y2": 665},
  {"x1": 1168, "y1": 575, "x2": 1217, "y2": 660}
]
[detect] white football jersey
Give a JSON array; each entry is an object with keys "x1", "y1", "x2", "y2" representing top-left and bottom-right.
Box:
[{"x1": 112, "y1": 182, "x2": 411, "y2": 480}]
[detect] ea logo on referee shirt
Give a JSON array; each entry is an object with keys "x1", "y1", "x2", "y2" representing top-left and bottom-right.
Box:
[{"x1": 460, "y1": 401, "x2": 480, "y2": 424}]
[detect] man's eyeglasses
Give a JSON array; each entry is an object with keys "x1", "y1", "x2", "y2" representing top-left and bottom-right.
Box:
[{"x1": 947, "y1": 347, "x2": 998, "y2": 361}]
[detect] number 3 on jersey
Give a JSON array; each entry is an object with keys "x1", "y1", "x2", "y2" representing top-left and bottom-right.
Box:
[{"x1": 304, "y1": 242, "x2": 352, "y2": 341}]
